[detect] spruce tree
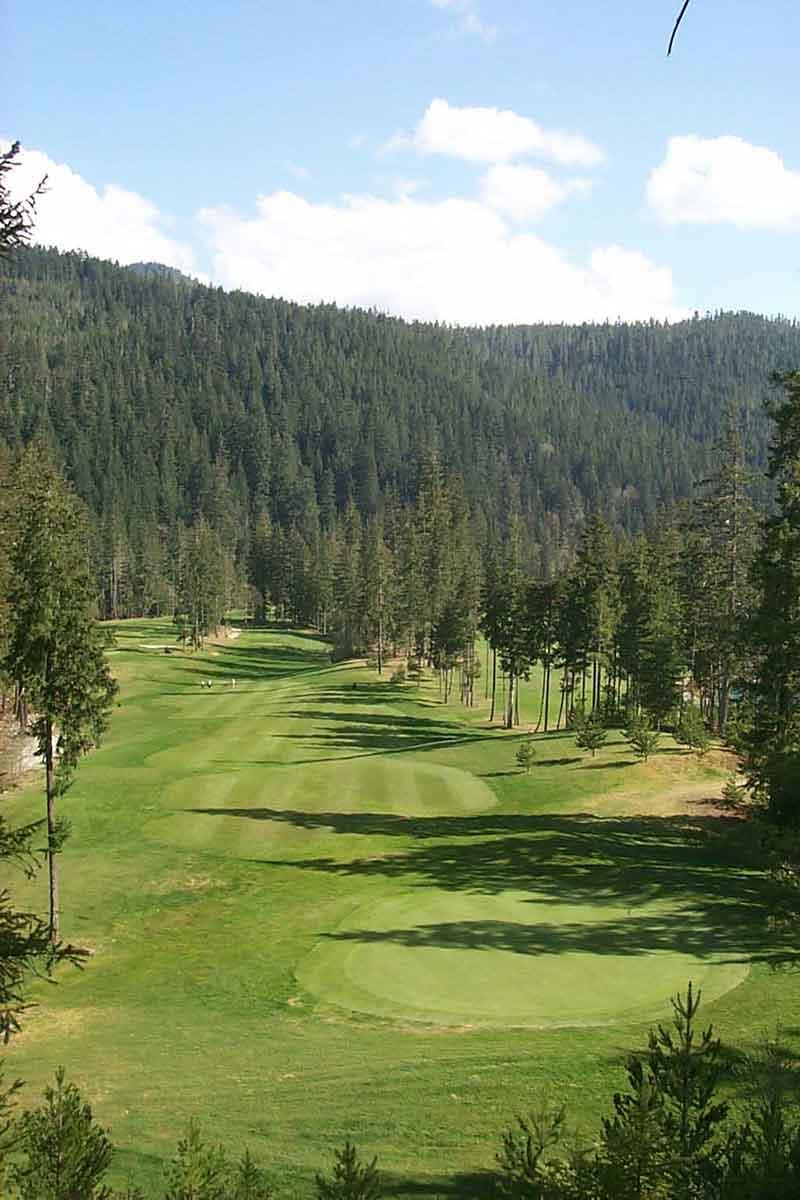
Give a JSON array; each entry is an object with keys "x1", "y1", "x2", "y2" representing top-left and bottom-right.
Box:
[
  {"x1": 11, "y1": 1067, "x2": 114, "y2": 1200},
  {"x1": 3, "y1": 445, "x2": 117, "y2": 940},
  {"x1": 747, "y1": 371, "x2": 800, "y2": 822}
]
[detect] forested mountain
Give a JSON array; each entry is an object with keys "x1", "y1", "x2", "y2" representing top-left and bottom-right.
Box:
[{"x1": 1, "y1": 246, "x2": 798, "y2": 600}]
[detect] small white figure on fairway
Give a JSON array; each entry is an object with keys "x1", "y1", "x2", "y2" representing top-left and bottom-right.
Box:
[{"x1": 231, "y1": 678, "x2": 236, "y2": 690}]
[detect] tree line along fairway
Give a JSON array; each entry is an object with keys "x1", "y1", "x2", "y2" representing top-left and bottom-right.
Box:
[{"x1": 4, "y1": 620, "x2": 798, "y2": 1197}]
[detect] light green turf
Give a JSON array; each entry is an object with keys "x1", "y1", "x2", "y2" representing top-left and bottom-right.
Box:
[
  {"x1": 1, "y1": 620, "x2": 794, "y2": 1197},
  {"x1": 298, "y1": 890, "x2": 749, "y2": 1027}
]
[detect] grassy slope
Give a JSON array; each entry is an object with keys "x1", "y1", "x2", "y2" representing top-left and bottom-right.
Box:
[{"x1": 2, "y1": 621, "x2": 797, "y2": 1197}]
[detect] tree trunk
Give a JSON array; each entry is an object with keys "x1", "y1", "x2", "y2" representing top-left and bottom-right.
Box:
[
  {"x1": 45, "y1": 716, "x2": 59, "y2": 943},
  {"x1": 505, "y1": 673, "x2": 515, "y2": 729},
  {"x1": 489, "y1": 649, "x2": 497, "y2": 722},
  {"x1": 543, "y1": 657, "x2": 551, "y2": 733}
]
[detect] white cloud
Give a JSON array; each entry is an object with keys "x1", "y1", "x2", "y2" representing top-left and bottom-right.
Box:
[
  {"x1": 385, "y1": 98, "x2": 604, "y2": 167},
  {"x1": 480, "y1": 163, "x2": 591, "y2": 222},
  {"x1": 0, "y1": 141, "x2": 198, "y2": 273},
  {"x1": 648, "y1": 134, "x2": 800, "y2": 229},
  {"x1": 430, "y1": 0, "x2": 497, "y2": 43},
  {"x1": 200, "y1": 189, "x2": 682, "y2": 325}
]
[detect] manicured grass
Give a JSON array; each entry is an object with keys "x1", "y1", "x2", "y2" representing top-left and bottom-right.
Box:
[{"x1": 2, "y1": 620, "x2": 796, "y2": 1197}]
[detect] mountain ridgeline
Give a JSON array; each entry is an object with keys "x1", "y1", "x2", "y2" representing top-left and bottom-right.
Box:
[{"x1": 1, "y1": 245, "x2": 798, "y2": 608}]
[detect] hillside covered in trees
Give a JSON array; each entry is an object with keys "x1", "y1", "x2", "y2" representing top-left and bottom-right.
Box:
[{"x1": 2, "y1": 247, "x2": 799, "y2": 598}]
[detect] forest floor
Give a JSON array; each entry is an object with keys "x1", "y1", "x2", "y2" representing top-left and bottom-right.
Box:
[{"x1": 3, "y1": 621, "x2": 797, "y2": 1197}]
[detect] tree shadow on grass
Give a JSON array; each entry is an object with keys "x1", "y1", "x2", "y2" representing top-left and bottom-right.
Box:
[
  {"x1": 379, "y1": 1170, "x2": 500, "y2": 1199},
  {"x1": 185, "y1": 803, "x2": 792, "y2": 961},
  {"x1": 534, "y1": 757, "x2": 583, "y2": 768}
]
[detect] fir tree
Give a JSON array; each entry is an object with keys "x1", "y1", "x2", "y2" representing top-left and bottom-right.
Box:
[
  {"x1": 315, "y1": 1141, "x2": 381, "y2": 1200},
  {"x1": 3, "y1": 446, "x2": 118, "y2": 940},
  {"x1": 11, "y1": 1067, "x2": 114, "y2": 1200}
]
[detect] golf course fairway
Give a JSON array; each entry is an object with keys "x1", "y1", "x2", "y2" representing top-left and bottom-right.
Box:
[{"x1": 3, "y1": 620, "x2": 798, "y2": 1197}]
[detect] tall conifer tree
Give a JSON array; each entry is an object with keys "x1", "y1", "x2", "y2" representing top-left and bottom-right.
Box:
[{"x1": 3, "y1": 445, "x2": 117, "y2": 939}]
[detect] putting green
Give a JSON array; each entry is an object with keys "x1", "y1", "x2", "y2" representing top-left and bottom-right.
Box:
[{"x1": 297, "y1": 890, "x2": 750, "y2": 1027}]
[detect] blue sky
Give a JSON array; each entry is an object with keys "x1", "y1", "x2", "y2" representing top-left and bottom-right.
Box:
[{"x1": 5, "y1": 0, "x2": 800, "y2": 324}]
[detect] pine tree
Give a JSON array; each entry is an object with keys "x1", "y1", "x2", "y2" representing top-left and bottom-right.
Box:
[
  {"x1": 0, "y1": 813, "x2": 85, "y2": 1040},
  {"x1": 0, "y1": 141, "x2": 45, "y2": 257},
  {"x1": 572, "y1": 702, "x2": 609, "y2": 757},
  {"x1": 163, "y1": 1122, "x2": 229, "y2": 1200},
  {"x1": 11, "y1": 1067, "x2": 114, "y2": 1200},
  {"x1": 315, "y1": 1141, "x2": 381, "y2": 1200},
  {"x1": 644, "y1": 984, "x2": 728, "y2": 1199},
  {"x1": 3, "y1": 446, "x2": 118, "y2": 940},
  {"x1": 515, "y1": 737, "x2": 537, "y2": 774},
  {"x1": 626, "y1": 712, "x2": 661, "y2": 762},
  {"x1": 746, "y1": 371, "x2": 800, "y2": 822},
  {"x1": 687, "y1": 411, "x2": 757, "y2": 733},
  {"x1": 676, "y1": 705, "x2": 711, "y2": 757}
]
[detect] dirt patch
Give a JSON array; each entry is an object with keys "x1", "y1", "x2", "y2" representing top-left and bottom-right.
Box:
[
  {"x1": 0, "y1": 711, "x2": 42, "y2": 789},
  {"x1": 209, "y1": 626, "x2": 242, "y2": 646},
  {"x1": 590, "y1": 777, "x2": 732, "y2": 820},
  {"x1": 144, "y1": 874, "x2": 223, "y2": 895}
]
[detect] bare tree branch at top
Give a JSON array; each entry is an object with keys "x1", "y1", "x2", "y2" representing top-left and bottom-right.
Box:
[
  {"x1": 0, "y1": 142, "x2": 47, "y2": 258},
  {"x1": 668, "y1": 0, "x2": 692, "y2": 55}
]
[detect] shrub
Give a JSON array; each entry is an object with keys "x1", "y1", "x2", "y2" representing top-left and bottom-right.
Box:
[
  {"x1": 676, "y1": 705, "x2": 712, "y2": 757},
  {"x1": 572, "y1": 703, "x2": 608, "y2": 757},
  {"x1": 626, "y1": 713, "x2": 661, "y2": 762},
  {"x1": 315, "y1": 1141, "x2": 381, "y2": 1200},
  {"x1": 515, "y1": 738, "x2": 537, "y2": 774}
]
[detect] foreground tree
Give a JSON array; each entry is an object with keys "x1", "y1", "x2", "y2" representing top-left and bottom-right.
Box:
[
  {"x1": 0, "y1": 141, "x2": 45, "y2": 258},
  {"x1": 10, "y1": 1067, "x2": 113, "y2": 1200},
  {"x1": 3, "y1": 446, "x2": 117, "y2": 940},
  {"x1": 0, "y1": 814, "x2": 85, "y2": 1040},
  {"x1": 746, "y1": 372, "x2": 800, "y2": 822},
  {"x1": 315, "y1": 1141, "x2": 380, "y2": 1200}
]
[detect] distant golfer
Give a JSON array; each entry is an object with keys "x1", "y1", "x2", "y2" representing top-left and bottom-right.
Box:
[{"x1": 231, "y1": 678, "x2": 236, "y2": 689}]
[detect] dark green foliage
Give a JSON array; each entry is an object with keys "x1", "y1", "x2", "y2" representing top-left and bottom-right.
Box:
[
  {"x1": 0, "y1": 813, "x2": 85, "y2": 1040},
  {"x1": 643, "y1": 984, "x2": 729, "y2": 1197},
  {"x1": 626, "y1": 712, "x2": 661, "y2": 762},
  {"x1": 1, "y1": 246, "x2": 795, "y2": 620},
  {"x1": 232, "y1": 1149, "x2": 272, "y2": 1200},
  {"x1": 720, "y1": 776, "x2": 746, "y2": 811},
  {"x1": 0, "y1": 1063, "x2": 22, "y2": 1198},
  {"x1": 2, "y1": 445, "x2": 118, "y2": 938},
  {"x1": 571, "y1": 703, "x2": 608, "y2": 757},
  {"x1": 10, "y1": 1066, "x2": 113, "y2": 1200},
  {"x1": 515, "y1": 737, "x2": 537, "y2": 773},
  {"x1": 598, "y1": 1070, "x2": 671, "y2": 1199},
  {"x1": 315, "y1": 1140, "x2": 381, "y2": 1200},
  {"x1": 0, "y1": 142, "x2": 45, "y2": 258},
  {"x1": 676, "y1": 705, "x2": 712, "y2": 757},
  {"x1": 497, "y1": 1104, "x2": 568, "y2": 1199},
  {"x1": 162, "y1": 1125, "x2": 271, "y2": 1200},
  {"x1": 745, "y1": 371, "x2": 800, "y2": 823}
]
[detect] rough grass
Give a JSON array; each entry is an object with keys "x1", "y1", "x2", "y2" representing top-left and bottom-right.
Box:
[{"x1": 3, "y1": 620, "x2": 798, "y2": 1197}]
